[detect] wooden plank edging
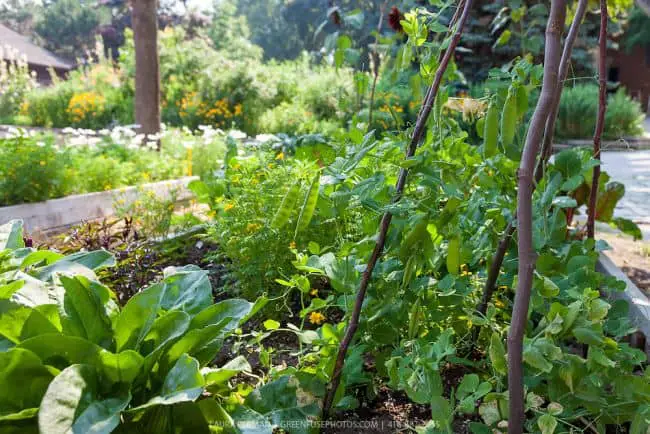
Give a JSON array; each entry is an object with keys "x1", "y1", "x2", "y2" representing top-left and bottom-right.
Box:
[{"x1": 0, "y1": 176, "x2": 199, "y2": 232}]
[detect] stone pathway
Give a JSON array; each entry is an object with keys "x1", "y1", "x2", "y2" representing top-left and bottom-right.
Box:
[
  {"x1": 597, "y1": 117, "x2": 650, "y2": 239},
  {"x1": 602, "y1": 150, "x2": 650, "y2": 226}
]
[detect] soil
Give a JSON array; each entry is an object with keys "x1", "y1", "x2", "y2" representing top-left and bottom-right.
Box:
[{"x1": 597, "y1": 229, "x2": 650, "y2": 295}]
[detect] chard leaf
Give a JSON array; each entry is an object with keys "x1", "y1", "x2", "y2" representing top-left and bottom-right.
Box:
[{"x1": 38, "y1": 364, "x2": 130, "y2": 434}]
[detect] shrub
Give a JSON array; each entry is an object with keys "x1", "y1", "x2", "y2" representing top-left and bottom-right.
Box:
[
  {"x1": 0, "y1": 135, "x2": 73, "y2": 206},
  {"x1": 0, "y1": 126, "x2": 227, "y2": 206},
  {"x1": 0, "y1": 45, "x2": 37, "y2": 121},
  {"x1": 555, "y1": 84, "x2": 645, "y2": 139}
]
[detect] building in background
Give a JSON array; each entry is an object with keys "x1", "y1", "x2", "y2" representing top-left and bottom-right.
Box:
[{"x1": 0, "y1": 23, "x2": 72, "y2": 84}]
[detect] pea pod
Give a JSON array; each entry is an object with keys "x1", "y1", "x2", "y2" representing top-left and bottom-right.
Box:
[
  {"x1": 483, "y1": 101, "x2": 499, "y2": 158},
  {"x1": 295, "y1": 174, "x2": 320, "y2": 236},
  {"x1": 446, "y1": 236, "x2": 460, "y2": 275},
  {"x1": 501, "y1": 87, "x2": 517, "y2": 146},
  {"x1": 399, "y1": 217, "x2": 429, "y2": 259},
  {"x1": 476, "y1": 116, "x2": 485, "y2": 139},
  {"x1": 271, "y1": 181, "x2": 301, "y2": 229},
  {"x1": 516, "y1": 84, "x2": 529, "y2": 119}
]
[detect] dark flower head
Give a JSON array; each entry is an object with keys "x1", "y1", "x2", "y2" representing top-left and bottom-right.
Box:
[
  {"x1": 388, "y1": 6, "x2": 404, "y2": 33},
  {"x1": 23, "y1": 236, "x2": 33, "y2": 248}
]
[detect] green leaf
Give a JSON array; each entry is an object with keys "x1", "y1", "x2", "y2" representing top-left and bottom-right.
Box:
[
  {"x1": 264, "y1": 319, "x2": 280, "y2": 330},
  {"x1": 489, "y1": 333, "x2": 507, "y2": 375},
  {"x1": 554, "y1": 149, "x2": 582, "y2": 178},
  {"x1": 612, "y1": 217, "x2": 642, "y2": 240},
  {"x1": 34, "y1": 250, "x2": 115, "y2": 281},
  {"x1": 241, "y1": 376, "x2": 320, "y2": 434},
  {"x1": 130, "y1": 354, "x2": 204, "y2": 412},
  {"x1": 59, "y1": 276, "x2": 113, "y2": 348},
  {"x1": 596, "y1": 182, "x2": 625, "y2": 222},
  {"x1": 430, "y1": 395, "x2": 453, "y2": 426},
  {"x1": 98, "y1": 350, "x2": 144, "y2": 385},
  {"x1": 18, "y1": 334, "x2": 102, "y2": 369},
  {"x1": 538, "y1": 276, "x2": 560, "y2": 298},
  {"x1": 523, "y1": 343, "x2": 553, "y2": 373},
  {"x1": 38, "y1": 364, "x2": 131, "y2": 434},
  {"x1": 0, "y1": 300, "x2": 60, "y2": 344},
  {"x1": 139, "y1": 310, "x2": 191, "y2": 375},
  {"x1": 537, "y1": 414, "x2": 558, "y2": 434},
  {"x1": 190, "y1": 298, "x2": 254, "y2": 333},
  {"x1": 573, "y1": 326, "x2": 604, "y2": 346},
  {"x1": 0, "y1": 348, "x2": 55, "y2": 418},
  {"x1": 20, "y1": 250, "x2": 64, "y2": 269},
  {"x1": 203, "y1": 356, "x2": 251, "y2": 389},
  {"x1": 115, "y1": 267, "x2": 212, "y2": 351},
  {"x1": 551, "y1": 196, "x2": 577, "y2": 208},
  {"x1": 0, "y1": 220, "x2": 24, "y2": 250}
]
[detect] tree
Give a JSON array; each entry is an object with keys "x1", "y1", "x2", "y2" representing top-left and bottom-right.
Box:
[
  {"x1": 132, "y1": 0, "x2": 161, "y2": 137},
  {"x1": 34, "y1": 0, "x2": 109, "y2": 60}
]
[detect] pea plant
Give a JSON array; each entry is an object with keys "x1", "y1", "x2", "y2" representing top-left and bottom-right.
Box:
[{"x1": 244, "y1": 0, "x2": 648, "y2": 433}]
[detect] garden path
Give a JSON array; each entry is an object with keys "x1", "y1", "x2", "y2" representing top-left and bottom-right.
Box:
[{"x1": 602, "y1": 149, "x2": 650, "y2": 239}]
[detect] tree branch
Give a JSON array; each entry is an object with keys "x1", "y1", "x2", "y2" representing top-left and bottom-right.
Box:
[
  {"x1": 476, "y1": 0, "x2": 587, "y2": 330},
  {"x1": 367, "y1": 0, "x2": 388, "y2": 129},
  {"x1": 536, "y1": 0, "x2": 588, "y2": 178},
  {"x1": 507, "y1": 1, "x2": 566, "y2": 433},
  {"x1": 320, "y1": 0, "x2": 474, "y2": 419},
  {"x1": 587, "y1": 0, "x2": 608, "y2": 238}
]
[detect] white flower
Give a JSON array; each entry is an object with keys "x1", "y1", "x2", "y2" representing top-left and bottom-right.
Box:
[
  {"x1": 228, "y1": 130, "x2": 246, "y2": 140},
  {"x1": 255, "y1": 134, "x2": 277, "y2": 143}
]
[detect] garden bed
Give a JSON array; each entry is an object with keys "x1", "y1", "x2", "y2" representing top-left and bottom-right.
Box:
[
  {"x1": 596, "y1": 231, "x2": 650, "y2": 356},
  {"x1": 0, "y1": 176, "x2": 197, "y2": 232}
]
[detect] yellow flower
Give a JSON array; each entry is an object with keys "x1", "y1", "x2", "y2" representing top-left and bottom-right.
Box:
[
  {"x1": 309, "y1": 312, "x2": 326, "y2": 325},
  {"x1": 224, "y1": 202, "x2": 234, "y2": 212},
  {"x1": 310, "y1": 288, "x2": 318, "y2": 297},
  {"x1": 246, "y1": 223, "x2": 261, "y2": 233},
  {"x1": 39, "y1": 160, "x2": 46, "y2": 166},
  {"x1": 275, "y1": 152, "x2": 285, "y2": 161},
  {"x1": 289, "y1": 241, "x2": 296, "y2": 249}
]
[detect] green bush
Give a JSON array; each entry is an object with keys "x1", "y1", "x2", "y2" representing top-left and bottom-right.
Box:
[
  {"x1": 0, "y1": 135, "x2": 73, "y2": 206},
  {"x1": 555, "y1": 84, "x2": 645, "y2": 139},
  {"x1": 0, "y1": 127, "x2": 227, "y2": 206},
  {"x1": 14, "y1": 28, "x2": 353, "y2": 135}
]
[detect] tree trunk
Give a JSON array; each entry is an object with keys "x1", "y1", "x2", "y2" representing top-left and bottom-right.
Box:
[
  {"x1": 507, "y1": 1, "x2": 566, "y2": 432},
  {"x1": 132, "y1": 0, "x2": 160, "y2": 140}
]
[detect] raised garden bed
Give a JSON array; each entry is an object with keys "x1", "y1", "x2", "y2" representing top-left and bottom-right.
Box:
[
  {"x1": 0, "y1": 176, "x2": 197, "y2": 232},
  {"x1": 597, "y1": 251, "x2": 650, "y2": 357}
]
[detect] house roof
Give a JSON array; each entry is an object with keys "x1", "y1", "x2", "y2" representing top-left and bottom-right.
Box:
[{"x1": 0, "y1": 24, "x2": 72, "y2": 70}]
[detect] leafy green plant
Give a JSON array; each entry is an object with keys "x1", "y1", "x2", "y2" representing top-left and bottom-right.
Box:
[{"x1": 0, "y1": 220, "x2": 272, "y2": 433}]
